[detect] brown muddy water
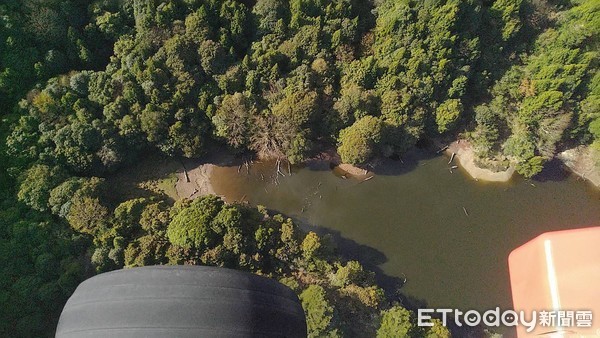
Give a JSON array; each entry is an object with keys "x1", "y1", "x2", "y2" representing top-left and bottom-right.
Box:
[{"x1": 209, "y1": 149, "x2": 600, "y2": 317}]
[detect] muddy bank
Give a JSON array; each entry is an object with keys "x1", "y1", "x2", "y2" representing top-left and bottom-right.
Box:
[
  {"x1": 175, "y1": 162, "x2": 215, "y2": 199},
  {"x1": 175, "y1": 152, "x2": 241, "y2": 200}
]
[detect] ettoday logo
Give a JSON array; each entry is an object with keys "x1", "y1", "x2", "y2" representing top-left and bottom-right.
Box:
[{"x1": 417, "y1": 308, "x2": 594, "y2": 333}]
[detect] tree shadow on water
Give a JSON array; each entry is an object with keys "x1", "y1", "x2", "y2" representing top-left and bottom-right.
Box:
[
  {"x1": 299, "y1": 221, "x2": 438, "y2": 313},
  {"x1": 295, "y1": 219, "x2": 421, "y2": 301},
  {"x1": 370, "y1": 148, "x2": 439, "y2": 177},
  {"x1": 532, "y1": 158, "x2": 571, "y2": 183},
  {"x1": 300, "y1": 146, "x2": 441, "y2": 179}
]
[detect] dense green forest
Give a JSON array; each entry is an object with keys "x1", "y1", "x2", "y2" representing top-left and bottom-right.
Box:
[{"x1": 1, "y1": 0, "x2": 598, "y2": 336}]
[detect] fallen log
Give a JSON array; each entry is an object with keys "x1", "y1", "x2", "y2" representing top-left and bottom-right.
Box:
[
  {"x1": 448, "y1": 152, "x2": 456, "y2": 164},
  {"x1": 359, "y1": 176, "x2": 374, "y2": 183}
]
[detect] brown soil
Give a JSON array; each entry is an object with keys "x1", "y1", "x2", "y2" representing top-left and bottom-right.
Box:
[{"x1": 175, "y1": 163, "x2": 216, "y2": 199}]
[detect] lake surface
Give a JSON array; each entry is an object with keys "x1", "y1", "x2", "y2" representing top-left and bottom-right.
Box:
[{"x1": 210, "y1": 149, "x2": 600, "y2": 315}]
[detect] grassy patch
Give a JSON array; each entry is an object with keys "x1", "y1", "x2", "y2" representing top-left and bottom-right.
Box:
[
  {"x1": 105, "y1": 153, "x2": 181, "y2": 205},
  {"x1": 154, "y1": 173, "x2": 179, "y2": 200}
]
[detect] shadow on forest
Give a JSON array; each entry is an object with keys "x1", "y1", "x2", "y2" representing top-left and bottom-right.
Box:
[{"x1": 104, "y1": 153, "x2": 181, "y2": 206}]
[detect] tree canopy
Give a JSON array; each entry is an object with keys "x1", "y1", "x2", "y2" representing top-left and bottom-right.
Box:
[{"x1": 0, "y1": 0, "x2": 598, "y2": 335}]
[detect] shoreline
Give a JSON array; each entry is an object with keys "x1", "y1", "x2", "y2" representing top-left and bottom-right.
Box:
[
  {"x1": 175, "y1": 162, "x2": 216, "y2": 199},
  {"x1": 305, "y1": 148, "x2": 372, "y2": 179},
  {"x1": 441, "y1": 139, "x2": 600, "y2": 188},
  {"x1": 178, "y1": 142, "x2": 516, "y2": 200},
  {"x1": 336, "y1": 163, "x2": 371, "y2": 177},
  {"x1": 557, "y1": 146, "x2": 600, "y2": 188},
  {"x1": 173, "y1": 142, "x2": 599, "y2": 202},
  {"x1": 172, "y1": 151, "x2": 239, "y2": 200},
  {"x1": 445, "y1": 140, "x2": 515, "y2": 183}
]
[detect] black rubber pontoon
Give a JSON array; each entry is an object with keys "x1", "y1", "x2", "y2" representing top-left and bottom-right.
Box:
[{"x1": 56, "y1": 266, "x2": 307, "y2": 337}]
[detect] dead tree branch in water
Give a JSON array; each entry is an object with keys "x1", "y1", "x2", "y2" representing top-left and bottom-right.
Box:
[
  {"x1": 276, "y1": 158, "x2": 286, "y2": 177},
  {"x1": 359, "y1": 176, "x2": 374, "y2": 183},
  {"x1": 180, "y1": 160, "x2": 190, "y2": 183}
]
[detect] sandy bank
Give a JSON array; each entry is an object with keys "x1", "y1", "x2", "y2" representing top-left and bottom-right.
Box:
[
  {"x1": 557, "y1": 146, "x2": 600, "y2": 188},
  {"x1": 446, "y1": 140, "x2": 515, "y2": 182},
  {"x1": 336, "y1": 163, "x2": 371, "y2": 178},
  {"x1": 175, "y1": 161, "x2": 216, "y2": 199},
  {"x1": 305, "y1": 149, "x2": 372, "y2": 179}
]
